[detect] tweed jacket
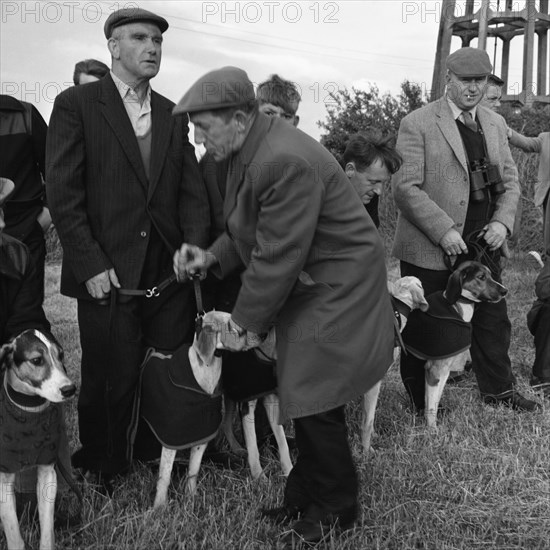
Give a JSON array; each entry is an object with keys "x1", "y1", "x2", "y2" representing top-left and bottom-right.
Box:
[
  {"x1": 392, "y1": 97, "x2": 520, "y2": 270},
  {"x1": 509, "y1": 131, "x2": 550, "y2": 208},
  {"x1": 209, "y1": 114, "x2": 395, "y2": 422},
  {"x1": 46, "y1": 75, "x2": 209, "y2": 299}
]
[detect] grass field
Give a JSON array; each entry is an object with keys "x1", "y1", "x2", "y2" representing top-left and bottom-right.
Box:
[{"x1": 9, "y1": 255, "x2": 550, "y2": 550}]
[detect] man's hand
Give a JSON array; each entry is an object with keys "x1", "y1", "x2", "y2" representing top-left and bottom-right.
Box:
[
  {"x1": 482, "y1": 221, "x2": 507, "y2": 251},
  {"x1": 173, "y1": 244, "x2": 216, "y2": 282},
  {"x1": 439, "y1": 228, "x2": 468, "y2": 256},
  {"x1": 85, "y1": 269, "x2": 120, "y2": 299}
]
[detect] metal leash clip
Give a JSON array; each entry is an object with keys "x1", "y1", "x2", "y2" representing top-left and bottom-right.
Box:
[{"x1": 145, "y1": 286, "x2": 160, "y2": 298}]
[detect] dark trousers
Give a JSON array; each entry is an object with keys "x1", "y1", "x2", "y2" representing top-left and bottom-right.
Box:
[
  {"x1": 74, "y1": 248, "x2": 195, "y2": 474},
  {"x1": 532, "y1": 302, "x2": 550, "y2": 383},
  {"x1": 400, "y1": 261, "x2": 515, "y2": 409},
  {"x1": 284, "y1": 406, "x2": 358, "y2": 521}
]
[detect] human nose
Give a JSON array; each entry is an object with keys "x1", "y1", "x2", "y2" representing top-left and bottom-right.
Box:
[
  {"x1": 372, "y1": 183, "x2": 383, "y2": 196},
  {"x1": 194, "y1": 127, "x2": 205, "y2": 145}
]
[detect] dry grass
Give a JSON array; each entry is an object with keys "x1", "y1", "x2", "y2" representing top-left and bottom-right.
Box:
[{"x1": 8, "y1": 258, "x2": 550, "y2": 550}]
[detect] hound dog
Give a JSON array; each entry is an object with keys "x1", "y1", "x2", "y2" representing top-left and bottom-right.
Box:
[
  {"x1": 223, "y1": 329, "x2": 293, "y2": 481},
  {"x1": 361, "y1": 276, "x2": 429, "y2": 453},
  {"x1": 0, "y1": 329, "x2": 76, "y2": 550},
  {"x1": 402, "y1": 261, "x2": 507, "y2": 428},
  {"x1": 153, "y1": 310, "x2": 233, "y2": 508}
]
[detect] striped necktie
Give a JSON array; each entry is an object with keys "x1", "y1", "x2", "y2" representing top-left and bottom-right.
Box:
[{"x1": 462, "y1": 111, "x2": 478, "y2": 132}]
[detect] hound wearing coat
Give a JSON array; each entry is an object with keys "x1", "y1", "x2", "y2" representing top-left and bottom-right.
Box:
[
  {"x1": 402, "y1": 261, "x2": 507, "y2": 428},
  {"x1": 0, "y1": 329, "x2": 76, "y2": 550},
  {"x1": 361, "y1": 276, "x2": 429, "y2": 453},
  {"x1": 151, "y1": 311, "x2": 233, "y2": 508}
]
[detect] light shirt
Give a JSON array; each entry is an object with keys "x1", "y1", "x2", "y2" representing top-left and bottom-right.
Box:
[
  {"x1": 110, "y1": 71, "x2": 152, "y2": 138},
  {"x1": 446, "y1": 97, "x2": 478, "y2": 124}
]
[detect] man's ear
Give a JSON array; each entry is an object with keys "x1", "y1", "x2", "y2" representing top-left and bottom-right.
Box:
[
  {"x1": 233, "y1": 110, "x2": 249, "y2": 131},
  {"x1": 293, "y1": 115, "x2": 300, "y2": 127},
  {"x1": 107, "y1": 37, "x2": 120, "y2": 59},
  {"x1": 345, "y1": 162, "x2": 356, "y2": 178}
]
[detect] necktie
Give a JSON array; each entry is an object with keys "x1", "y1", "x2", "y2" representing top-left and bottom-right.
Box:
[{"x1": 462, "y1": 111, "x2": 478, "y2": 132}]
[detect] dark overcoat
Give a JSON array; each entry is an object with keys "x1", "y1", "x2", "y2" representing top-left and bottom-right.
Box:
[
  {"x1": 210, "y1": 114, "x2": 394, "y2": 422},
  {"x1": 45, "y1": 75, "x2": 209, "y2": 299}
]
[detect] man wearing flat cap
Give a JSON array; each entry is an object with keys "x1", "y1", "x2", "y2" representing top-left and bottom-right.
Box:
[
  {"x1": 46, "y1": 8, "x2": 210, "y2": 486},
  {"x1": 392, "y1": 47, "x2": 539, "y2": 413},
  {"x1": 173, "y1": 66, "x2": 395, "y2": 546}
]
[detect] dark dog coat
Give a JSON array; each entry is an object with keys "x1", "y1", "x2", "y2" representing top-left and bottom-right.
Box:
[
  {"x1": 0, "y1": 374, "x2": 62, "y2": 473},
  {"x1": 401, "y1": 291, "x2": 472, "y2": 360},
  {"x1": 139, "y1": 346, "x2": 223, "y2": 450}
]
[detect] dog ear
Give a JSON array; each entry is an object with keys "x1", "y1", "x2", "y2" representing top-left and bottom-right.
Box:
[
  {"x1": 195, "y1": 325, "x2": 218, "y2": 365},
  {"x1": 410, "y1": 281, "x2": 429, "y2": 312},
  {"x1": 0, "y1": 342, "x2": 14, "y2": 372},
  {"x1": 446, "y1": 268, "x2": 465, "y2": 304}
]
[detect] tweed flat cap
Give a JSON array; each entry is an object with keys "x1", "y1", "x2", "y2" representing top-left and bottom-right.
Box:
[
  {"x1": 104, "y1": 8, "x2": 169, "y2": 38},
  {"x1": 0, "y1": 178, "x2": 15, "y2": 206},
  {"x1": 446, "y1": 47, "x2": 492, "y2": 77},
  {"x1": 173, "y1": 66, "x2": 255, "y2": 115}
]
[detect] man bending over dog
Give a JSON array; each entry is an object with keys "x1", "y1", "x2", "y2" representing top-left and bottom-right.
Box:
[
  {"x1": 172, "y1": 67, "x2": 395, "y2": 547},
  {"x1": 392, "y1": 47, "x2": 540, "y2": 413}
]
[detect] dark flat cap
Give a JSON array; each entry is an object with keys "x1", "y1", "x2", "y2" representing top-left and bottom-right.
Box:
[
  {"x1": 104, "y1": 8, "x2": 169, "y2": 38},
  {"x1": 173, "y1": 66, "x2": 255, "y2": 115},
  {"x1": 0, "y1": 178, "x2": 15, "y2": 206},
  {"x1": 446, "y1": 47, "x2": 492, "y2": 77}
]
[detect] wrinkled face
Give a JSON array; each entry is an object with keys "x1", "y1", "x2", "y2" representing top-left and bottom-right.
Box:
[
  {"x1": 109, "y1": 22, "x2": 162, "y2": 84},
  {"x1": 446, "y1": 71, "x2": 487, "y2": 110},
  {"x1": 346, "y1": 158, "x2": 391, "y2": 205},
  {"x1": 78, "y1": 73, "x2": 100, "y2": 85},
  {"x1": 191, "y1": 112, "x2": 240, "y2": 161},
  {"x1": 259, "y1": 102, "x2": 299, "y2": 127},
  {"x1": 2, "y1": 330, "x2": 76, "y2": 402},
  {"x1": 480, "y1": 84, "x2": 502, "y2": 111}
]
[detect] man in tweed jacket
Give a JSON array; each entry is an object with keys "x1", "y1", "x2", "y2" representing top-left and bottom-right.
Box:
[
  {"x1": 392, "y1": 47, "x2": 539, "y2": 413},
  {"x1": 46, "y1": 8, "x2": 209, "y2": 483}
]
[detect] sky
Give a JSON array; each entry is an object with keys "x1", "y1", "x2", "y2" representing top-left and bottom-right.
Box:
[{"x1": 0, "y1": 0, "x2": 531, "y2": 142}]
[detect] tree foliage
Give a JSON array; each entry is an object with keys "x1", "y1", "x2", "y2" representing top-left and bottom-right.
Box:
[{"x1": 318, "y1": 80, "x2": 427, "y2": 162}]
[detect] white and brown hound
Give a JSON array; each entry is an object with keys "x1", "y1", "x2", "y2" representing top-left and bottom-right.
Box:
[
  {"x1": 0, "y1": 329, "x2": 76, "y2": 550},
  {"x1": 361, "y1": 276, "x2": 429, "y2": 452},
  {"x1": 403, "y1": 261, "x2": 507, "y2": 429}
]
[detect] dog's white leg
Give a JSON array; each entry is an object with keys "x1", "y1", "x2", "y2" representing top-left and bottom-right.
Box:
[
  {"x1": 221, "y1": 396, "x2": 246, "y2": 456},
  {"x1": 37, "y1": 464, "x2": 56, "y2": 550},
  {"x1": 424, "y1": 360, "x2": 451, "y2": 429},
  {"x1": 0, "y1": 473, "x2": 25, "y2": 550},
  {"x1": 187, "y1": 444, "x2": 208, "y2": 496},
  {"x1": 263, "y1": 393, "x2": 292, "y2": 477},
  {"x1": 242, "y1": 399, "x2": 263, "y2": 479},
  {"x1": 153, "y1": 448, "x2": 177, "y2": 509},
  {"x1": 362, "y1": 380, "x2": 382, "y2": 454}
]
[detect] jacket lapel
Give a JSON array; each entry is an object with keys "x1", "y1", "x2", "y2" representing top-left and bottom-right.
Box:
[
  {"x1": 148, "y1": 92, "x2": 174, "y2": 201},
  {"x1": 100, "y1": 75, "x2": 148, "y2": 190},
  {"x1": 435, "y1": 98, "x2": 468, "y2": 173}
]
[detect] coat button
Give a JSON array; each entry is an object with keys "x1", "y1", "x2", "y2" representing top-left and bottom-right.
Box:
[
  {"x1": 457, "y1": 223, "x2": 463, "y2": 227},
  {"x1": 460, "y1": 200, "x2": 466, "y2": 206},
  {"x1": 140, "y1": 231, "x2": 147, "y2": 238}
]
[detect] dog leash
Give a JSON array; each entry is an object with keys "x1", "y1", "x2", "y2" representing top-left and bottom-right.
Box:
[{"x1": 116, "y1": 273, "x2": 178, "y2": 299}]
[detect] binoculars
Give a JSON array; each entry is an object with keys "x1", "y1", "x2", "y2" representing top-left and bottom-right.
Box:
[{"x1": 469, "y1": 159, "x2": 505, "y2": 202}]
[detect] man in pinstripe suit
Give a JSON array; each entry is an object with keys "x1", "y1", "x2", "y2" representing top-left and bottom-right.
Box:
[{"x1": 46, "y1": 8, "x2": 209, "y2": 487}]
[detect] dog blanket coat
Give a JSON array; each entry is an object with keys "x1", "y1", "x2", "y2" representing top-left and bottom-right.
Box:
[
  {"x1": 401, "y1": 291, "x2": 472, "y2": 360},
  {"x1": 0, "y1": 374, "x2": 63, "y2": 473},
  {"x1": 139, "y1": 346, "x2": 222, "y2": 450}
]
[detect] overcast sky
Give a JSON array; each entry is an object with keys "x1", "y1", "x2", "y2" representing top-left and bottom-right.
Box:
[{"x1": 0, "y1": 0, "x2": 528, "y2": 141}]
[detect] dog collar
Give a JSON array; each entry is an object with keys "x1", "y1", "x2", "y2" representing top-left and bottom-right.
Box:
[
  {"x1": 4, "y1": 375, "x2": 48, "y2": 411},
  {"x1": 391, "y1": 297, "x2": 412, "y2": 329}
]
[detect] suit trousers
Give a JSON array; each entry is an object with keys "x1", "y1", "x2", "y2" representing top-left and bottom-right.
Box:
[
  {"x1": 74, "y1": 245, "x2": 195, "y2": 474},
  {"x1": 399, "y1": 261, "x2": 515, "y2": 409},
  {"x1": 531, "y1": 302, "x2": 550, "y2": 383},
  {"x1": 283, "y1": 406, "x2": 358, "y2": 521}
]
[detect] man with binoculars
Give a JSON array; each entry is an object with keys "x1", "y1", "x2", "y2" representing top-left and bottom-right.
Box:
[{"x1": 391, "y1": 47, "x2": 540, "y2": 413}]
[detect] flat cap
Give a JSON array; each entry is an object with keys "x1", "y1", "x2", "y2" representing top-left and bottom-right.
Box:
[
  {"x1": 104, "y1": 8, "x2": 169, "y2": 39},
  {"x1": 173, "y1": 66, "x2": 255, "y2": 115},
  {"x1": 446, "y1": 47, "x2": 492, "y2": 77},
  {"x1": 0, "y1": 178, "x2": 15, "y2": 206}
]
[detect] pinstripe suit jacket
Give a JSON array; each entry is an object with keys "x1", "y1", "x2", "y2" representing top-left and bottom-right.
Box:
[
  {"x1": 392, "y1": 97, "x2": 519, "y2": 270},
  {"x1": 46, "y1": 75, "x2": 209, "y2": 299}
]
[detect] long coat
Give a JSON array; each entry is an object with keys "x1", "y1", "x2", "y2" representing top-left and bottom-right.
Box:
[
  {"x1": 392, "y1": 98, "x2": 520, "y2": 270},
  {"x1": 46, "y1": 75, "x2": 209, "y2": 300},
  {"x1": 210, "y1": 114, "x2": 394, "y2": 422}
]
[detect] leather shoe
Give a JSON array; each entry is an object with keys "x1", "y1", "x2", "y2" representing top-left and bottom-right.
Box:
[
  {"x1": 483, "y1": 391, "x2": 541, "y2": 412},
  {"x1": 260, "y1": 504, "x2": 302, "y2": 524}
]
